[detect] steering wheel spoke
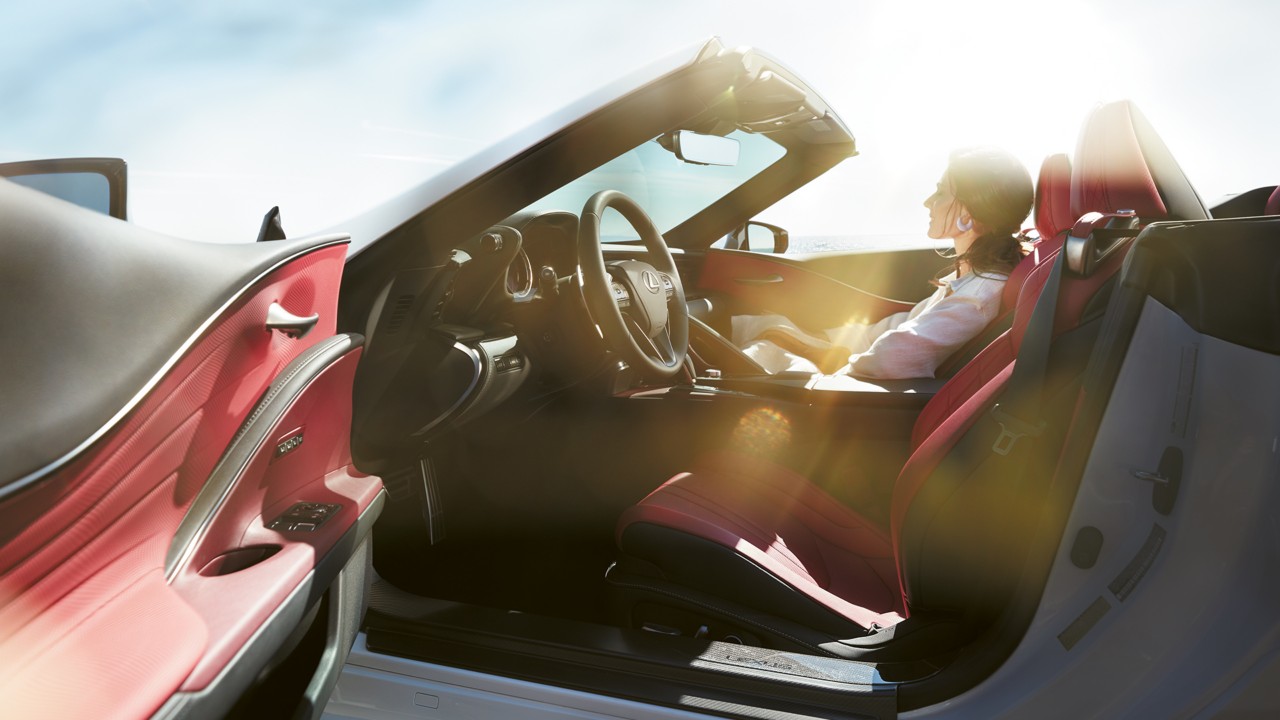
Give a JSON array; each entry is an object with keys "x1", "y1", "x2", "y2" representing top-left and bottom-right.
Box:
[
  {"x1": 577, "y1": 190, "x2": 689, "y2": 382},
  {"x1": 623, "y1": 314, "x2": 675, "y2": 366}
]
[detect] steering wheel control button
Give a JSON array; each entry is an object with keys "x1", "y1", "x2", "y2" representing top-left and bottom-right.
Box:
[
  {"x1": 494, "y1": 354, "x2": 525, "y2": 372},
  {"x1": 611, "y1": 282, "x2": 631, "y2": 307},
  {"x1": 268, "y1": 502, "x2": 342, "y2": 532}
]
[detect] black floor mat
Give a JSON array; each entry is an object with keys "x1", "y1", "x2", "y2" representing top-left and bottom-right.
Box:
[{"x1": 374, "y1": 526, "x2": 618, "y2": 625}]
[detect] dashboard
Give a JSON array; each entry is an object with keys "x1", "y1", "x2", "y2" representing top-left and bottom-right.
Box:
[{"x1": 351, "y1": 211, "x2": 594, "y2": 463}]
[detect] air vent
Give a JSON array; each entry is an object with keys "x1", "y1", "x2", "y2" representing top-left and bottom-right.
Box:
[{"x1": 383, "y1": 295, "x2": 415, "y2": 335}]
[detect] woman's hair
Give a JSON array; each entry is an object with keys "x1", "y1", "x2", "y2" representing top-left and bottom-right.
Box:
[{"x1": 946, "y1": 146, "x2": 1035, "y2": 277}]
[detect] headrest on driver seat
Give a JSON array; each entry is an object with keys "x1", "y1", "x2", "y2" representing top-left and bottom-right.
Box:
[
  {"x1": 1035, "y1": 153, "x2": 1074, "y2": 242},
  {"x1": 1072, "y1": 100, "x2": 1209, "y2": 222},
  {"x1": 997, "y1": 154, "x2": 1073, "y2": 313}
]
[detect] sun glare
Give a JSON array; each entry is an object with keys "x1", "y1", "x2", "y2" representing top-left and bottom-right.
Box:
[
  {"x1": 730, "y1": 407, "x2": 793, "y2": 461},
  {"x1": 762, "y1": 0, "x2": 1156, "y2": 238}
]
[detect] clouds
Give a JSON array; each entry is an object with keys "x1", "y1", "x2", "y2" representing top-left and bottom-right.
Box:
[{"x1": 3, "y1": 1, "x2": 1277, "y2": 242}]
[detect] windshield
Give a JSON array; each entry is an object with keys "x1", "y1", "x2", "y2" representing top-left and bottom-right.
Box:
[{"x1": 525, "y1": 130, "x2": 787, "y2": 241}]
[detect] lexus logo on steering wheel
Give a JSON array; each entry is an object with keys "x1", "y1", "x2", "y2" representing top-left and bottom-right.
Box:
[{"x1": 642, "y1": 270, "x2": 662, "y2": 293}]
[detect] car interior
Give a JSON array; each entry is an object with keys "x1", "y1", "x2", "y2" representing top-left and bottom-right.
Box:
[{"x1": 344, "y1": 90, "x2": 1230, "y2": 716}]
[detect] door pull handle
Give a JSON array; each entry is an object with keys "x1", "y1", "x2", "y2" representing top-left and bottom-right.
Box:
[
  {"x1": 735, "y1": 274, "x2": 784, "y2": 285},
  {"x1": 265, "y1": 302, "x2": 320, "y2": 338}
]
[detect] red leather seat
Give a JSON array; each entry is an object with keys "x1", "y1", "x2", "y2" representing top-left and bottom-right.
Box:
[{"x1": 613, "y1": 101, "x2": 1209, "y2": 654}]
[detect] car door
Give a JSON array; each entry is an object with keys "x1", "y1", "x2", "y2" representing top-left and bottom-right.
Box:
[
  {"x1": 693, "y1": 243, "x2": 949, "y2": 332},
  {"x1": 0, "y1": 178, "x2": 383, "y2": 718}
]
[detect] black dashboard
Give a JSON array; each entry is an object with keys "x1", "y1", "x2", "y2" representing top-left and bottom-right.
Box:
[{"x1": 349, "y1": 210, "x2": 604, "y2": 467}]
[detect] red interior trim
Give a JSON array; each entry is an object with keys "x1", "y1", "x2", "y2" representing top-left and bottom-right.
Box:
[
  {"x1": 0, "y1": 245, "x2": 362, "y2": 718},
  {"x1": 698, "y1": 251, "x2": 915, "y2": 327}
]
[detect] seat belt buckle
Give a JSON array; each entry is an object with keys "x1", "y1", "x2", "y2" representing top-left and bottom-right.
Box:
[{"x1": 990, "y1": 404, "x2": 1046, "y2": 456}]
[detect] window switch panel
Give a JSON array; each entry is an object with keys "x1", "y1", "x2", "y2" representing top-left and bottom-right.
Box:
[{"x1": 269, "y1": 502, "x2": 342, "y2": 532}]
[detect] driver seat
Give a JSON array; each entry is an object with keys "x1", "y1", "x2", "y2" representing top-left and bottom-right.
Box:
[{"x1": 610, "y1": 101, "x2": 1210, "y2": 656}]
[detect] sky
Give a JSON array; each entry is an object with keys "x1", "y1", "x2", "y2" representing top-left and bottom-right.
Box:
[{"x1": 2, "y1": 0, "x2": 1278, "y2": 243}]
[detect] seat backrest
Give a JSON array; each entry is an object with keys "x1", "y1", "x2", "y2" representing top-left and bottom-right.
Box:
[
  {"x1": 1071, "y1": 100, "x2": 1209, "y2": 222},
  {"x1": 893, "y1": 100, "x2": 1208, "y2": 619}
]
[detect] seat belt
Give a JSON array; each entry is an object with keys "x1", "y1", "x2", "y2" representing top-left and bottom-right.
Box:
[{"x1": 989, "y1": 249, "x2": 1066, "y2": 456}]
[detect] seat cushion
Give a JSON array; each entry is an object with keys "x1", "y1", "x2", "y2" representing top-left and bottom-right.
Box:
[{"x1": 618, "y1": 450, "x2": 905, "y2": 631}]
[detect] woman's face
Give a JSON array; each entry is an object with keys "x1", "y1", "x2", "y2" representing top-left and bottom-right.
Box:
[{"x1": 924, "y1": 170, "x2": 969, "y2": 240}]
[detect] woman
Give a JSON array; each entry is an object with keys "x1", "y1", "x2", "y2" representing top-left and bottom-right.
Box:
[{"x1": 733, "y1": 146, "x2": 1035, "y2": 379}]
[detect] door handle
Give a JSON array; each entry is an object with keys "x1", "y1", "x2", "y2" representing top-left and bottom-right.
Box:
[
  {"x1": 735, "y1": 274, "x2": 784, "y2": 285},
  {"x1": 265, "y1": 302, "x2": 320, "y2": 338}
]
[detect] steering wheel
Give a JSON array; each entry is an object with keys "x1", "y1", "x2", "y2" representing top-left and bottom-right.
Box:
[{"x1": 577, "y1": 190, "x2": 689, "y2": 382}]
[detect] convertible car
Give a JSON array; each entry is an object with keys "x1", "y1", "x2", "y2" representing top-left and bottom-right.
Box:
[{"x1": 3, "y1": 38, "x2": 1279, "y2": 719}]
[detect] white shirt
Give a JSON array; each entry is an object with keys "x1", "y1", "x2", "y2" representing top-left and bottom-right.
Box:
[{"x1": 731, "y1": 270, "x2": 1007, "y2": 379}]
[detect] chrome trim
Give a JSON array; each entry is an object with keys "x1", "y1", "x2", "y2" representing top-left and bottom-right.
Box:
[
  {"x1": 411, "y1": 342, "x2": 483, "y2": 437},
  {"x1": 2, "y1": 234, "x2": 351, "y2": 502},
  {"x1": 625, "y1": 315, "x2": 676, "y2": 367},
  {"x1": 154, "y1": 493, "x2": 384, "y2": 718},
  {"x1": 508, "y1": 247, "x2": 535, "y2": 300},
  {"x1": 642, "y1": 270, "x2": 661, "y2": 293},
  {"x1": 163, "y1": 333, "x2": 357, "y2": 580},
  {"x1": 265, "y1": 302, "x2": 320, "y2": 338}
]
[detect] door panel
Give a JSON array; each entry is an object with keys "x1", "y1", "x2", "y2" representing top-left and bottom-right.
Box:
[
  {"x1": 0, "y1": 181, "x2": 382, "y2": 717},
  {"x1": 782, "y1": 247, "x2": 952, "y2": 302},
  {"x1": 168, "y1": 340, "x2": 380, "y2": 691},
  {"x1": 696, "y1": 248, "x2": 948, "y2": 331}
]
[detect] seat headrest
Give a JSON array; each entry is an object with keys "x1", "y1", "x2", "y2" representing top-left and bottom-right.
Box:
[
  {"x1": 1071, "y1": 101, "x2": 1209, "y2": 222},
  {"x1": 1266, "y1": 186, "x2": 1280, "y2": 216},
  {"x1": 1035, "y1": 153, "x2": 1074, "y2": 242},
  {"x1": 997, "y1": 155, "x2": 1073, "y2": 312}
]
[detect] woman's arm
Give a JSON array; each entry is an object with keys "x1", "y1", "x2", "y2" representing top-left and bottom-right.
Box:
[{"x1": 841, "y1": 293, "x2": 998, "y2": 379}]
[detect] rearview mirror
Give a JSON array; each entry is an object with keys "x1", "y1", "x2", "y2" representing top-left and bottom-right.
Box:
[
  {"x1": 666, "y1": 130, "x2": 739, "y2": 167},
  {"x1": 0, "y1": 157, "x2": 127, "y2": 220}
]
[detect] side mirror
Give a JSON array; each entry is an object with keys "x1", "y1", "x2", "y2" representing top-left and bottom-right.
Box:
[
  {"x1": 730, "y1": 220, "x2": 789, "y2": 254},
  {"x1": 0, "y1": 157, "x2": 127, "y2": 220}
]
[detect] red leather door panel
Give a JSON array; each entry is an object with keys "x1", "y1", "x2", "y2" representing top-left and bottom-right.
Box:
[
  {"x1": 697, "y1": 249, "x2": 921, "y2": 330},
  {"x1": 0, "y1": 242, "x2": 382, "y2": 718}
]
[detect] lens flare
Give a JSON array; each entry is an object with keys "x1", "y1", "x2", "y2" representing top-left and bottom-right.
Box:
[{"x1": 730, "y1": 407, "x2": 792, "y2": 460}]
